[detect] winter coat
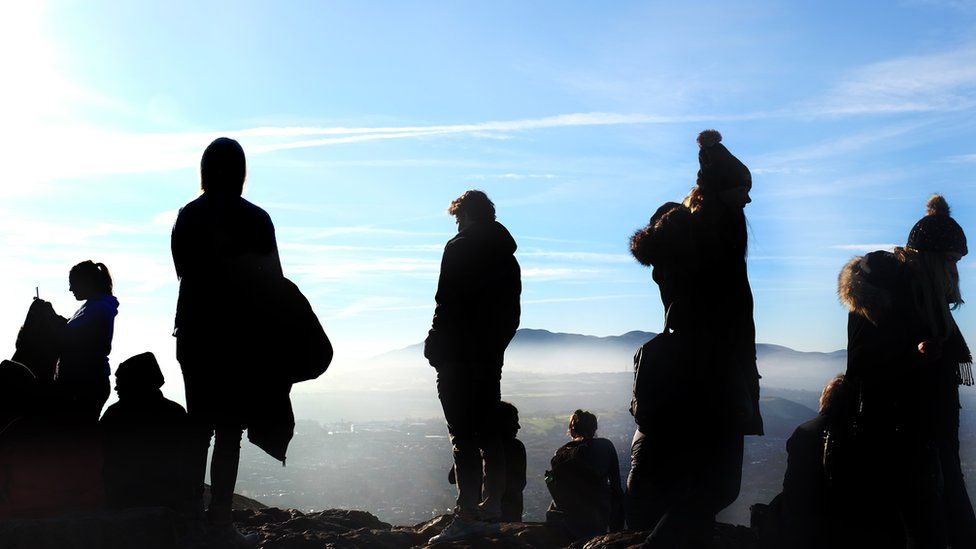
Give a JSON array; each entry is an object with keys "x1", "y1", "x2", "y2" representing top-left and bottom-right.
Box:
[
  {"x1": 171, "y1": 193, "x2": 294, "y2": 461},
  {"x1": 838, "y1": 250, "x2": 969, "y2": 437},
  {"x1": 100, "y1": 390, "x2": 190, "y2": 510},
  {"x1": 840, "y1": 250, "x2": 976, "y2": 547},
  {"x1": 546, "y1": 437, "x2": 624, "y2": 538},
  {"x1": 630, "y1": 203, "x2": 763, "y2": 435},
  {"x1": 55, "y1": 294, "x2": 119, "y2": 384},
  {"x1": 424, "y1": 220, "x2": 521, "y2": 367}
]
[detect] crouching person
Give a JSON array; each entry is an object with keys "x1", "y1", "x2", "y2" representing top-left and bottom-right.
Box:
[{"x1": 99, "y1": 352, "x2": 191, "y2": 511}]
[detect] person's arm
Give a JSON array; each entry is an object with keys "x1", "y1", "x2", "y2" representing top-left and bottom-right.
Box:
[
  {"x1": 425, "y1": 238, "x2": 467, "y2": 366},
  {"x1": 171, "y1": 207, "x2": 190, "y2": 280}
]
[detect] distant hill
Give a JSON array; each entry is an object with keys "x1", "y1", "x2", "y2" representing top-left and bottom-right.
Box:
[{"x1": 369, "y1": 328, "x2": 847, "y2": 392}]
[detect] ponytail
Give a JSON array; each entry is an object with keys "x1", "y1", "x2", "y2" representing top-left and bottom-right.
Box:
[{"x1": 70, "y1": 260, "x2": 113, "y2": 295}]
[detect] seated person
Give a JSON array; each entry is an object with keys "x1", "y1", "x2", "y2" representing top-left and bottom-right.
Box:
[
  {"x1": 545, "y1": 409, "x2": 624, "y2": 539},
  {"x1": 758, "y1": 375, "x2": 904, "y2": 549},
  {"x1": 449, "y1": 401, "x2": 527, "y2": 522},
  {"x1": 0, "y1": 360, "x2": 103, "y2": 518},
  {"x1": 99, "y1": 352, "x2": 190, "y2": 510}
]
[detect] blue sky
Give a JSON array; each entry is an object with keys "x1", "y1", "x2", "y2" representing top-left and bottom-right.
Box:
[{"x1": 3, "y1": 1, "x2": 976, "y2": 402}]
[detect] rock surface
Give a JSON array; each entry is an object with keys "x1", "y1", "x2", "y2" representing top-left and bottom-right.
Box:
[
  {"x1": 234, "y1": 508, "x2": 758, "y2": 549},
  {"x1": 0, "y1": 507, "x2": 181, "y2": 549},
  {"x1": 0, "y1": 505, "x2": 757, "y2": 548}
]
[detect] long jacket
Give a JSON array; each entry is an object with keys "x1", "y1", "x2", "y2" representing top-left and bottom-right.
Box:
[
  {"x1": 55, "y1": 294, "x2": 118, "y2": 384},
  {"x1": 424, "y1": 220, "x2": 521, "y2": 367},
  {"x1": 839, "y1": 251, "x2": 970, "y2": 439},
  {"x1": 630, "y1": 202, "x2": 763, "y2": 435},
  {"x1": 171, "y1": 193, "x2": 293, "y2": 461}
]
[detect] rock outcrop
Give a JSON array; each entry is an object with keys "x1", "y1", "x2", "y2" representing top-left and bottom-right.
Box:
[
  {"x1": 233, "y1": 507, "x2": 758, "y2": 549},
  {"x1": 0, "y1": 505, "x2": 757, "y2": 548}
]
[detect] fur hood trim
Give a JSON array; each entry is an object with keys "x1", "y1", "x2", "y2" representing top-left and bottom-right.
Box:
[
  {"x1": 630, "y1": 203, "x2": 692, "y2": 267},
  {"x1": 838, "y1": 252, "x2": 898, "y2": 325}
]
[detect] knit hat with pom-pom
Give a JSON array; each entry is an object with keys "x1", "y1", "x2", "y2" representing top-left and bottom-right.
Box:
[
  {"x1": 696, "y1": 130, "x2": 752, "y2": 194},
  {"x1": 907, "y1": 194, "x2": 967, "y2": 256}
]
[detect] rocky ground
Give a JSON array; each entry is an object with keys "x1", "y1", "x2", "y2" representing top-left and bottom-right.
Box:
[
  {"x1": 0, "y1": 503, "x2": 757, "y2": 549},
  {"x1": 233, "y1": 507, "x2": 758, "y2": 549}
]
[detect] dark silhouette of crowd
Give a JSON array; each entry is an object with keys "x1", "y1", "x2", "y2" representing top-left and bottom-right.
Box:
[{"x1": 0, "y1": 131, "x2": 972, "y2": 549}]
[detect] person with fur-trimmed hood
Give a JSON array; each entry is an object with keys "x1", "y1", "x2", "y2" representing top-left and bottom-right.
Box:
[
  {"x1": 838, "y1": 194, "x2": 974, "y2": 548},
  {"x1": 626, "y1": 130, "x2": 763, "y2": 547}
]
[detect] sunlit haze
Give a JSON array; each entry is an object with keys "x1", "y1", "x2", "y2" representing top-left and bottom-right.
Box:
[{"x1": 3, "y1": 1, "x2": 976, "y2": 410}]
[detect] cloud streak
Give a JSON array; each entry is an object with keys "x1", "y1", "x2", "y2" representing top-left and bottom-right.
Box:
[
  {"x1": 812, "y1": 44, "x2": 976, "y2": 115},
  {"x1": 8, "y1": 111, "x2": 762, "y2": 187}
]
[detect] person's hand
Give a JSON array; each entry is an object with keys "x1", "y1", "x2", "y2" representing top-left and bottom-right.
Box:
[{"x1": 918, "y1": 340, "x2": 944, "y2": 361}]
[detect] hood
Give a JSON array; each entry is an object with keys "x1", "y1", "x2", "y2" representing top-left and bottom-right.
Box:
[
  {"x1": 453, "y1": 220, "x2": 518, "y2": 257},
  {"x1": 630, "y1": 203, "x2": 693, "y2": 267},
  {"x1": 90, "y1": 294, "x2": 120, "y2": 316},
  {"x1": 838, "y1": 251, "x2": 899, "y2": 325}
]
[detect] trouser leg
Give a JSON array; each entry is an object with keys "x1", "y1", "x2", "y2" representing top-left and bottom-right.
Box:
[
  {"x1": 894, "y1": 439, "x2": 947, "y2": 549},
  {"x1": 626, "y1": 428, "x2": 667, "y2": 531},
  {"x1": 940, "y1": 434, "x2": 976, "y2": 548},
  {"x1": 208, "y1": 427, "x2": 244, "y2": 523},
  {"x1": 437, "y1": 363, "x2": 504, "y2": 519},
  {"x1": 438, "y1": 366, "x2": 481, "y2": 517},
  {"x1": 477, "y1": 369, "x2": 505, "y2": 519},
  {"x1": 645, "y1": 432, "x2": 743, "y2": 548}
]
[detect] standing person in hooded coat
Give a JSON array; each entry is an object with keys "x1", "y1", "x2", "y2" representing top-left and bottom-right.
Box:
[
  {"x1": 172, "y1": 137, "x2": 283, "y2": 548},
  {"x1": 627, "y1": 130, "x2": 763, "y2": 548},
  {"x1": 838, "y1": 194, "x2": 974, "y2": 549},
  {"x1": 425, "y1": 190, "x2": 521, "y2": 544}
]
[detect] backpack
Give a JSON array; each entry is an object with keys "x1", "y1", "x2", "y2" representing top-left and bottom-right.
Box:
[{"x1": 12, "y1": 299, "x2": 66, "y2": 384}]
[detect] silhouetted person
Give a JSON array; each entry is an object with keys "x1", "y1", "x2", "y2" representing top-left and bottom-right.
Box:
[
  {"x1": 756, "y1": 375, "x2": 904, "y2": 549},
  {"x1": 172, "y1": 137, "x2": 281, "y2": 548},
  {"x1": 627, "y1": 130, "x2": 763, "y2": 547},
  {"x1": 448, "y1": 401, "x2": 527, "y2": 522},
  {"x1": 99, "y1": 352, "x2": 190, "y2": 511},
  {"x1": 33, "y1": 260, "x2": 118, "y2": 424},
  {"x1": 13, "y1": 297, "x2": 66, "y2": 385},
  {"x1": 545, "y1": 410, "x2": 624, "y2": 539},
  {"x1": 839, "y1": 194, "x2": 974, "y2": 548},
  {"x1": 425, "y1": 190, "x2": 521, "y2": 543},
  {"x1": 0, "y1": 360, "x2": 103, "y2": 518}
]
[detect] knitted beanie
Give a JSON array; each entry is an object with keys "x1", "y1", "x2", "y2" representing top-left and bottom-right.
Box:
[
  {"x1": 696, "y1": 130, "x2": 752, "y2": 194},
  {"x1": 907, "y1": 195, "x2": 968, "y2": 256},
  {"x1": 115, "y1": 352, "x2": 165, "y2": 390}
]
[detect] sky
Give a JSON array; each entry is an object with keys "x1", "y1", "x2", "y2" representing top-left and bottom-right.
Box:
[{"x1": 2, "y1": 1, "x2": 976, "y2": 404}]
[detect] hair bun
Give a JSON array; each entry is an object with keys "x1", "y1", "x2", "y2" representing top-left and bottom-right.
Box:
[
  {"x1": 697, "y1": 129, "x2": 722, "y2": 147},
  {"x1": 926, "y1": 194, "x2": 950, "y2": 217}
]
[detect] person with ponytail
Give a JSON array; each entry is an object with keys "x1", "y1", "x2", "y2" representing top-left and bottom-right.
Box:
[
  {"x1": 838, "y1": 194, "x2": 973, "y2": 547},
  {"x1": 38, "y1": 260, "x2": 119, "y2": 423}
]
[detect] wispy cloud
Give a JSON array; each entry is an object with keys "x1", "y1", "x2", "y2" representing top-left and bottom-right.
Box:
[
  {"x1": 518, "y1": 251, "x2": 632, "y2": 263},
  {"x1": 946, "y1": 153, "x2": 976, "y2": 163},
  {"x1": 468, "y1": 173, "x2": 558, "y2": 181},
  {"x1": 6, "y1": 111, "x2": 761, "y2": 189},
  {"x1": 830, "y1": 243, "x2": 900, "y2": 253},
  {"x1": 812, "y1": 45, "x2": 976, "y2": 115}
]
